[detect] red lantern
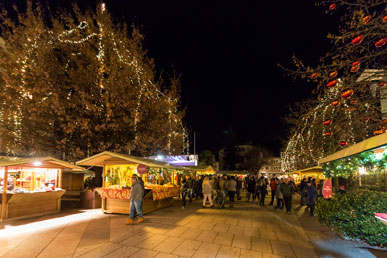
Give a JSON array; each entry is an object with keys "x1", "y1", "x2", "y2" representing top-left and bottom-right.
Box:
[
  {"x1": 329, "y1": 3, "x2": 336, "y2": 11},
  {"x1": 350, "y1": 65, "x2": 360, "y2": 73},
  {"x1": 327, "y1": 79, "x2": 338, "y2": 88},
  {"x1": 311, "y1": 72, "x2": 319, "y2": 79},
  {"x1": 341, "y1": 89, "x2": 354, "y2": 100},
  {"x1": 351, "y1": 35, "x2": 364, "y2": 45},
  {"x1": 331, "y1": 100, "x2": 340, "y2": 106},
  {"x1": 329, "y1": 71, "x2": 338, "y2": 78},
  {"x1": 363, "y1": 15, "x2": 371, "y2": 24},
  {"x1": 343, "y1": 107, "x2": 355, "y2": 112},
  {"x1": 324, "y1": 132, "x2": 332, "y2": 136},
  {"x1": 383, "y1": 16, "x2": 387, "y2": 23},
  {"x1": 375, "y1": 38, "x2": 387, "y2": 48},
  {"x1": 374, "y1": 129, "x2": 384, "y2": 135},
  {"x1": 378, "y1": 82, "x2": 386, "y2": 87},
  {"x1": 339, "y1": 141, "x2": 347, "y2": 146},
  {"x1": 323, "y1": 120, "x2": 332, "y2": 125},
  {"x1": 350, "y1": 60, "x2": 360, "y2": 72},
  {"x1": 350, "y1": 99, "x2": 358, "y2": 105}
]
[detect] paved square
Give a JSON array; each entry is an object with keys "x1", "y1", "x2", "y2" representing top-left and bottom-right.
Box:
[{"x1": 0, "y1": 193, "x2": 381, "y2": 258}]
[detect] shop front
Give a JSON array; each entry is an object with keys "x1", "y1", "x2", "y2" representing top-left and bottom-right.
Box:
[
  {"x1": 76, "y1": 151, "x2": 182, "y2": 215},
  {"x1": 287, "y1": 166, "x2": 326, "y2": 184},
  {"x1": 0, "y1": 156, "x2": 84, "y2": 221}
]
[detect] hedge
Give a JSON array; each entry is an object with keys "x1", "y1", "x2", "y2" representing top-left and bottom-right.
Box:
[{"x1": 316, "y1": 191, "x2": 387, "y2": 247}]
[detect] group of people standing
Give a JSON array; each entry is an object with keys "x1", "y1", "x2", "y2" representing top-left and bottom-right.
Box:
[{"x1": 180, "y1": 175, "x2": 243, "y2": 209}]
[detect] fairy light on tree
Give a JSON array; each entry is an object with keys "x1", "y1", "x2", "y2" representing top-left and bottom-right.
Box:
[{"x1": 0, "y1": 1, "x2": 187, "y2": 161}]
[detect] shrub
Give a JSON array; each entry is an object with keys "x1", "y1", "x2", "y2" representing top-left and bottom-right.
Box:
[{"x1": 316, "y1": 191, "x2": 387, "y2": 247}]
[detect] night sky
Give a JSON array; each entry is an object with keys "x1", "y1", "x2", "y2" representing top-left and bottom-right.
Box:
[{"x1": 4, "y1": 0, "x2": 338, "y2": 154}]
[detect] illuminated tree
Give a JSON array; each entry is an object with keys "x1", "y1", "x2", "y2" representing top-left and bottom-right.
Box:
[
  {"x1": 0, "y1": 2, "x2": 187, "y2": 161},
  {"x1": 281, "y1": 0, "x2": 387, "y2": 171}
]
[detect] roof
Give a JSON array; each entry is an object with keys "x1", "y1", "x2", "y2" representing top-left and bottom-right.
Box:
[
  {"x1": 219, "y1": 170, "x2": 248, "y2": 175},
  {"x1": 76, "y1": 151, "x2": 173, "y2": 168},
  {"x1": 0, "y1": 156, "x2": 84, "y2": 170},
  {"x1": 318, "y1": 132, "x2": 387, "y2": 164},
  {"x1": 184, "y1": 165, "x2": 213, "y2": 171}
]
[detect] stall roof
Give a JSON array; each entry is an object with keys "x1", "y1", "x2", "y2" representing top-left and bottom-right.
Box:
[
  {"x1": 184, "y1": 165, "x2": 214, "y2": 171},
  {"x1": 0, "y1": 156, "x2": 84, "y2": 170},
  {"x1": 318, "y1": 132, "x2": 387, "y2": 164},
  {"x1": 76, "y1": 151, "x2": 173, "y2": 168},
  {"x1": 289, "y1": 166, "x2": 323, "y2": 174}
]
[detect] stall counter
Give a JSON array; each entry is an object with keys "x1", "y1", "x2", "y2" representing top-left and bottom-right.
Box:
[
  {"x1": 99, "y1": 185, "x2": 180, "y2": 215},
  {"x1": 0, "y1": 190, "x2": 65, "y2": 220}
]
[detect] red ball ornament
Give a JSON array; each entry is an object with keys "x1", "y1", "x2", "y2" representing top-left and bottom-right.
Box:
[
  {"x1": 375, "y1": 38, "x2": 387, "y2": 48},
  {"x1": 350, "y1": 99, "x2": 358, "y2": 105},
  {"x1": 327, "y1": 79, "x2": 338, "y2": 88},
  {"x1": 378, "y1": 82, "x2": 386, "y2": 87},
  {"x1": 339, "y1": 141, "x2": 347, "y2": 146},
  {"x1": 323, "y1": 120, "x2": 332, "y2": 125},
  {"x1": 352, "y1": 60, "x2": 360, "y2": 66},
  {"x1": 324, "y1": 132, "x2": 333, "y2": 136},
  {"x1": 383, "y1": 16, "x2": 387, "y2": 23},
  {"x1": 341, "y1": 89, "x2": 354, "y2": 100},
  {"x1": 351, "y1": 35, "x2": 364, "y2": 45}
]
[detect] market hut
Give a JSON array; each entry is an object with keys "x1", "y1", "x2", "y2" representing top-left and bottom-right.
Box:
[
  {"x1": 219, "y1": 170, "x2": 248, "y2": 178},
  {"x1": 318, "y1": 132, "x2": 387, "y2": 191},
  {"x1": 287, "y1": 166, "x2": 325, "y2": 184},
  {"x1": 0, "y1": 156, "x2": 84, "y2": 221},
  {"x1": 76, "y1": 151, "x2": 182, "y2": 215}
]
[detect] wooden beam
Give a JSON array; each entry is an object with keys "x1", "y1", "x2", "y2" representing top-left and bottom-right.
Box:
[
  {"x1": 1, "y1": 166, "x2": 9, "y2": 221},
  {"x1": 102, "y1": 165, "x2": 106, "y2": 187}
]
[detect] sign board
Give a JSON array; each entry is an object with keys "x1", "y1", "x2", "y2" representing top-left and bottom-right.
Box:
[
  {"x1": 323, "y1": 179, "x2": 332, "y2": 199},
  {"x1": 137, "y1": 165, "x2": 147, "y2": 176}
]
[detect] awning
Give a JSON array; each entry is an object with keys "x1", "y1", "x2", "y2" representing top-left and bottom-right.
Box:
[
  {"x1": 219, "y1": 170, "x2": 248, "y2": 175},
  {"x1": 76, "y1": 151, "x2": 174, "y2": 168},
  {"x1": 0, "y1": 156, "x2": 84, "y2": 170},
  {"x1": 318, "y1": 132, "x2": 387, "y2": 164}
]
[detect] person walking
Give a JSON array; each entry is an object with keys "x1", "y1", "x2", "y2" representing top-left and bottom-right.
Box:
[
  {"x1": 280, "y1": 177, "x2": 295, "y2": 214},
  {"x1": 226, "y1": 176, "x2": 237, "y2": 208},
  {"x1": 299, "y1": 178, "x2": 307, "y2": 206},
  {"x1": 218, "y1": 175, "x2": 227, "y2": 208},
  {"x1": 186, "y1": 176, "x2": 194, "y2": 203},
  {"x1": 197, "y1": 176, "x2": 203, "y2": 200},
  {"x1": 181, "y1": 177, "x2": 188, "y2": 209},
  {"x1": 257, "y1": 176, "x2": 268, "y2": 206},
  {"x1": 202, "y1": 176, "x2": 214, "y2": 207},
  {"x1": 236, "y1": 176, "x2": 242, "y2": 200},
  {"x1": 269, "y1": 177, "x2": 277, "y2": 206},
  {"x1": 246, "y1": 176, "x2": 256, "y2": 202},
  {"x1": 126, "y1": 175, "x2": 144, "y2": 225},
  {"x1": 274, "y1": 178, "x2": 284, "y2": 209},
  {"x1": 304, "y1": 180, "x2": 318, "y2": 216}
]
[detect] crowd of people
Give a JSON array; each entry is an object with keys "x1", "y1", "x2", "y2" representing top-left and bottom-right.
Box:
[{"x1": 126, "y1": 173, "x2": 322, "y2": 225}]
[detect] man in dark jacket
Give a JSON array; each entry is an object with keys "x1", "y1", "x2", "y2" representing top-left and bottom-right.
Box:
[
  {"x1": 246, "y1": 176, "x2": 256, "y2": 202},
  {"x1": 269, "y1": 177, "x2": 277, "y2": 205},
  {"x1": 236, "y1": 177, "x2": 242, "y2": 200},
  {"x1": 218, "y1": 175, "x2": 227, "y2": 208},
  {"x1": 126, "y1": 175, "x2": 144, "y2": 225},
  {"x1": 280, "y1": 178, "x2": 295, "y2": 214},
  {"x1": 304, "y1": 181, "x2": 318, "y2": 216}
]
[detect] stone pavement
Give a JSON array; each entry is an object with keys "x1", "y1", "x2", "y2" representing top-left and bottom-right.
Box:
[{"x1": 0, "y1": 194, "x2": 384, "y2": 258}]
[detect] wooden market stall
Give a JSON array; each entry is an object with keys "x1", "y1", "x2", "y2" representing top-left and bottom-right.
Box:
[
  {"x1": 287, "y1": 166, "x2": 325, "y2": 184},
  {"x1": 0, "y1": 156, "x2": 84, "y2": 221},
  {"x1": 184, "y1": 165, "x2": 215, "y2": 176},
  {"x1": 76, "y1": 151, "x2": 182, "y2": 215}
]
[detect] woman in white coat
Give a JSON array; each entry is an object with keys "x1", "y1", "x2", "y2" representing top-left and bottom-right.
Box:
[{"x1": 202, "y1": 176, "x2": 214, "y2": 207}]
